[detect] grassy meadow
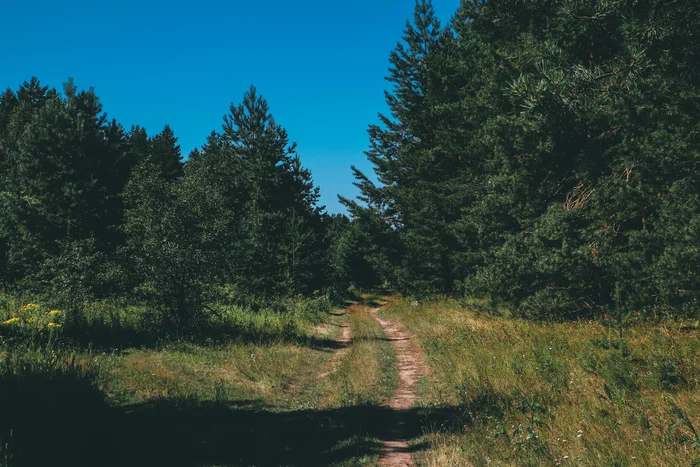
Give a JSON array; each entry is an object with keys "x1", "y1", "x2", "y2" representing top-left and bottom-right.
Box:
[
  {"x1": 0, "y1": 297, "x2": 398, "y2": 467},
  {"x1": 380, "y1": 298, "x2": 700, "y2": 467},
  {"x1": 1, "y1": 293, "x2": 698, "y2": 466}
]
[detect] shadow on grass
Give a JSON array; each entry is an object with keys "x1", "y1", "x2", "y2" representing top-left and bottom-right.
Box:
[
  {"x1": 1, "y1": 377, "x2": 466, "y2": 467},
  {"x1": 112, "y1": 400, "x2": 439, "y2": 467},
  {"x1": 19, "y1": 315, "x2": 349, "y2": 354}
]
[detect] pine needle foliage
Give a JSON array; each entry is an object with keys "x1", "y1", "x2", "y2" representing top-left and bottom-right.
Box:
[{"x1": 349, "y1": 0, "x2": 700, "y2": 319}]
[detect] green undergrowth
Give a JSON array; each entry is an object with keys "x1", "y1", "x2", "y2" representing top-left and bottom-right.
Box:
[{"x1": 0, "y1": 293, "x2": 333, "y2": 349}]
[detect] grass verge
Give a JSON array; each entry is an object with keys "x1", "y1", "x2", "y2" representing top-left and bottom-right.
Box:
[
  {"x1": 0, "y1": 299, "x2": 399, "y2": 466},
  {"x1": 382, "y1": 298, "x2": 699, "y2": 467},
  {"x1": 316, "y1": 303, "x2": 396, "y2": 408}
]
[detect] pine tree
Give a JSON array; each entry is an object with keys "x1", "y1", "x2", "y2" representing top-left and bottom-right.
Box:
[
  {"x1": 150, "y1": 125, "x2": 183, "y2": 181},
  {"x1": 193, "y1": 85, "x2": 326, "y2": 300},
  {"x1": 0, "y1": 79, "x2": 135, "y2": 292},
  {"x1": 345, "y1": 0, "x2": 468, "y2": 296},
  {"x1": 353, "y1": 0, "x2": 700, "y2": 318}
]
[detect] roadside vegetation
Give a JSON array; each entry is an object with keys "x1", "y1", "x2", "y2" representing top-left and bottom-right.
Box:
[
  {"x1": 0, "y1": 295, "x2": 327, "y2": 465},
  {"x1": 0, "y1": 297, "x2": 403, "y2": 466},
  {"x1": 314, "y1": 304, "x2": 396, "y2": 409},
  {"x1": 382, "y1": 298, "x2": 700, "y2": 467}
]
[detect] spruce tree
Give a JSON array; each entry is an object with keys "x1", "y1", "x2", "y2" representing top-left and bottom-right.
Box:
[
  {"x1": 345, "y1": 0, "x2": 469, "y2": 296},
  {"x1": 0, "y1": 79, "x2": 134, "y2": 293},
  {"x1": 150, "y1": 125, "x2": 183, "y2": 181},
  {"x1": 352, "y1": 0, "x2": 699, "y2": 318},
  {"x1": 193, "y1": 85, "x2": 326, "y2": 300}
]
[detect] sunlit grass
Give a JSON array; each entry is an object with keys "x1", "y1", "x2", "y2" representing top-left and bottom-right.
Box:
[
  {"x1": 317, "y1": 304, "x2": 396, "y2": 408},
  {"x1": 93, "y1": 339, "x2": 331, "y2": 408},
  {"x1": 382, "y1": 298, "x2": 700, "y2": 467}
]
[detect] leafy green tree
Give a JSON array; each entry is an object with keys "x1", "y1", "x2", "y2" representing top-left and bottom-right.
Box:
[{"x1": 122, "y1": 156, "x2": 221, "y2": 328}]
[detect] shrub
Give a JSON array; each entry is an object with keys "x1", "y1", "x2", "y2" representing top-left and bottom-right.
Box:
[{"x1": 648, "y1": 354, "x2": 687, "y2": 391}]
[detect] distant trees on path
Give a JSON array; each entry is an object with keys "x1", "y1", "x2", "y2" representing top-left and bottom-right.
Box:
[
  {"x1": 346, "y1": 0, "x2": 700, "y2": 319},
  {"x1": 0, "y1": 80, "x2": 345, "y2": 324}
]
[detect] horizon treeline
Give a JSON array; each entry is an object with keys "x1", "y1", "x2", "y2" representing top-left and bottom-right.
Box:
[
  {"x1": 1, "y1": 0, "x2": 698, "y2": 324},
  {"x1": 0, "y1": 79, "x2": 369, "y2": 326},
  {"x1": 345, "y1": 0, "x2": 699, "y2": 319}
]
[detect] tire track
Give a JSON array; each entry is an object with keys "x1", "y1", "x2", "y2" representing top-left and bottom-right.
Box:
[
  {"x1": 318, "y1": 312, "x2": 352, "y2": 380},
  {"x1": 370, "y1": 307, "x2": 428, "y2": 467}
]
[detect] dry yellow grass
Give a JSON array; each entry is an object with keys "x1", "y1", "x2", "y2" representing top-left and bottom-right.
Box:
[{"x1": 383, "y1": 299, "x2": 699, "y2": 467}]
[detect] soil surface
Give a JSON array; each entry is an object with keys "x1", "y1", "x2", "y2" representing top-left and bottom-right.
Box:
[
  {"x1": 370, "y1": 307, "x2": 428, "y2": 467},
  {"x1": 317, "y1": 305, "x2": 428, "y2": 466},
  {"x1": 317, "y1": 312, "x2": 352, "y2": 380}
]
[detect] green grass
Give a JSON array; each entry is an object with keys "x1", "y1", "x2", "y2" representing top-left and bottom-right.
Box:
[
  {"x1": 381, "y1": 297, "x2": 700, "y2": 467},
  {"x1": 94, "y1": 340, "x2": 329, "y2": 408},
  {"x1": 7, "y1": 293, "x2": 693, "y2": 466},
  {"x1": 315, "y1": 303, "x2": 397, "y2": 408},
  {"x1": 0, "y1": 298, "x2": 400, "y2": 467},
  {"x1": 0, "y1": 293, "x2": 335, "y2": 350}
]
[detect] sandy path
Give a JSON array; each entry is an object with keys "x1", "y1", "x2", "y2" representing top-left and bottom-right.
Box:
[
  {"x1": 318, "y1": 313, "x2": 352, "y2": 380},
  {"x1": 370, "y1": 307, "x2": 427, "y2": 467}
]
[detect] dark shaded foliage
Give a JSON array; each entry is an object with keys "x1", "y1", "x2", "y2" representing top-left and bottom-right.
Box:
[
  {"x1": 348, "y1": 0, "x2": 700, "y2": 319},
  {"x1": 0, "y1": 79, "x2": 337, "y2": 328}
]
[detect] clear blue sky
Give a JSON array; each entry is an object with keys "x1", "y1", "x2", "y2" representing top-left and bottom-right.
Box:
[{"x1": 1, "y1": 0, "x2": 458, "y2": 213}]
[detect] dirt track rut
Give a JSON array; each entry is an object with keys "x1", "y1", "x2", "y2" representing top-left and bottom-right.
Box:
[
  {"x1": 370, "y1": 307, "x2": 427, "y2": 467},
  {"x1": 318, "y1": 314, "x2": 352, "y2": 380}
]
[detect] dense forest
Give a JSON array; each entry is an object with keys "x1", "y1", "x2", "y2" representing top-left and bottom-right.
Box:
[
  {"x1": 3, "y1": 0, "x2": 698, "y2": 324},
  {"x1": 1, "y1": 1, "x2": 699, "y2": 466},
  {"x1": 345, "y1": 0, "x2": 700, "y2": 320},
  {"x1": 0, "y1": 80, "x2": 351, "y2": 324}
]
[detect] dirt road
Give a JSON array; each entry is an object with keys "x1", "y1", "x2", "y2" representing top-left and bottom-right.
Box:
[{"x1": 370, "y1": 307, "x2": 427, "y2": 467}]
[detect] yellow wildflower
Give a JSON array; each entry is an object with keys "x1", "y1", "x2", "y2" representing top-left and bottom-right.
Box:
[
  {"x1": 26, "y1": 317, "x2": 36, "y2": 323},
  {"x1": 47, "y1": 310, "x2": 62, "y2": 316},
  {"x1": 20, "y1": 303, "x2": 40, "y2": 313},
  {"x1": 47, "y1": 322, "x2": 62, "y2": 328},
  {"x1": 2, "y1": 317, "x2": 21, "y2": 325}
]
